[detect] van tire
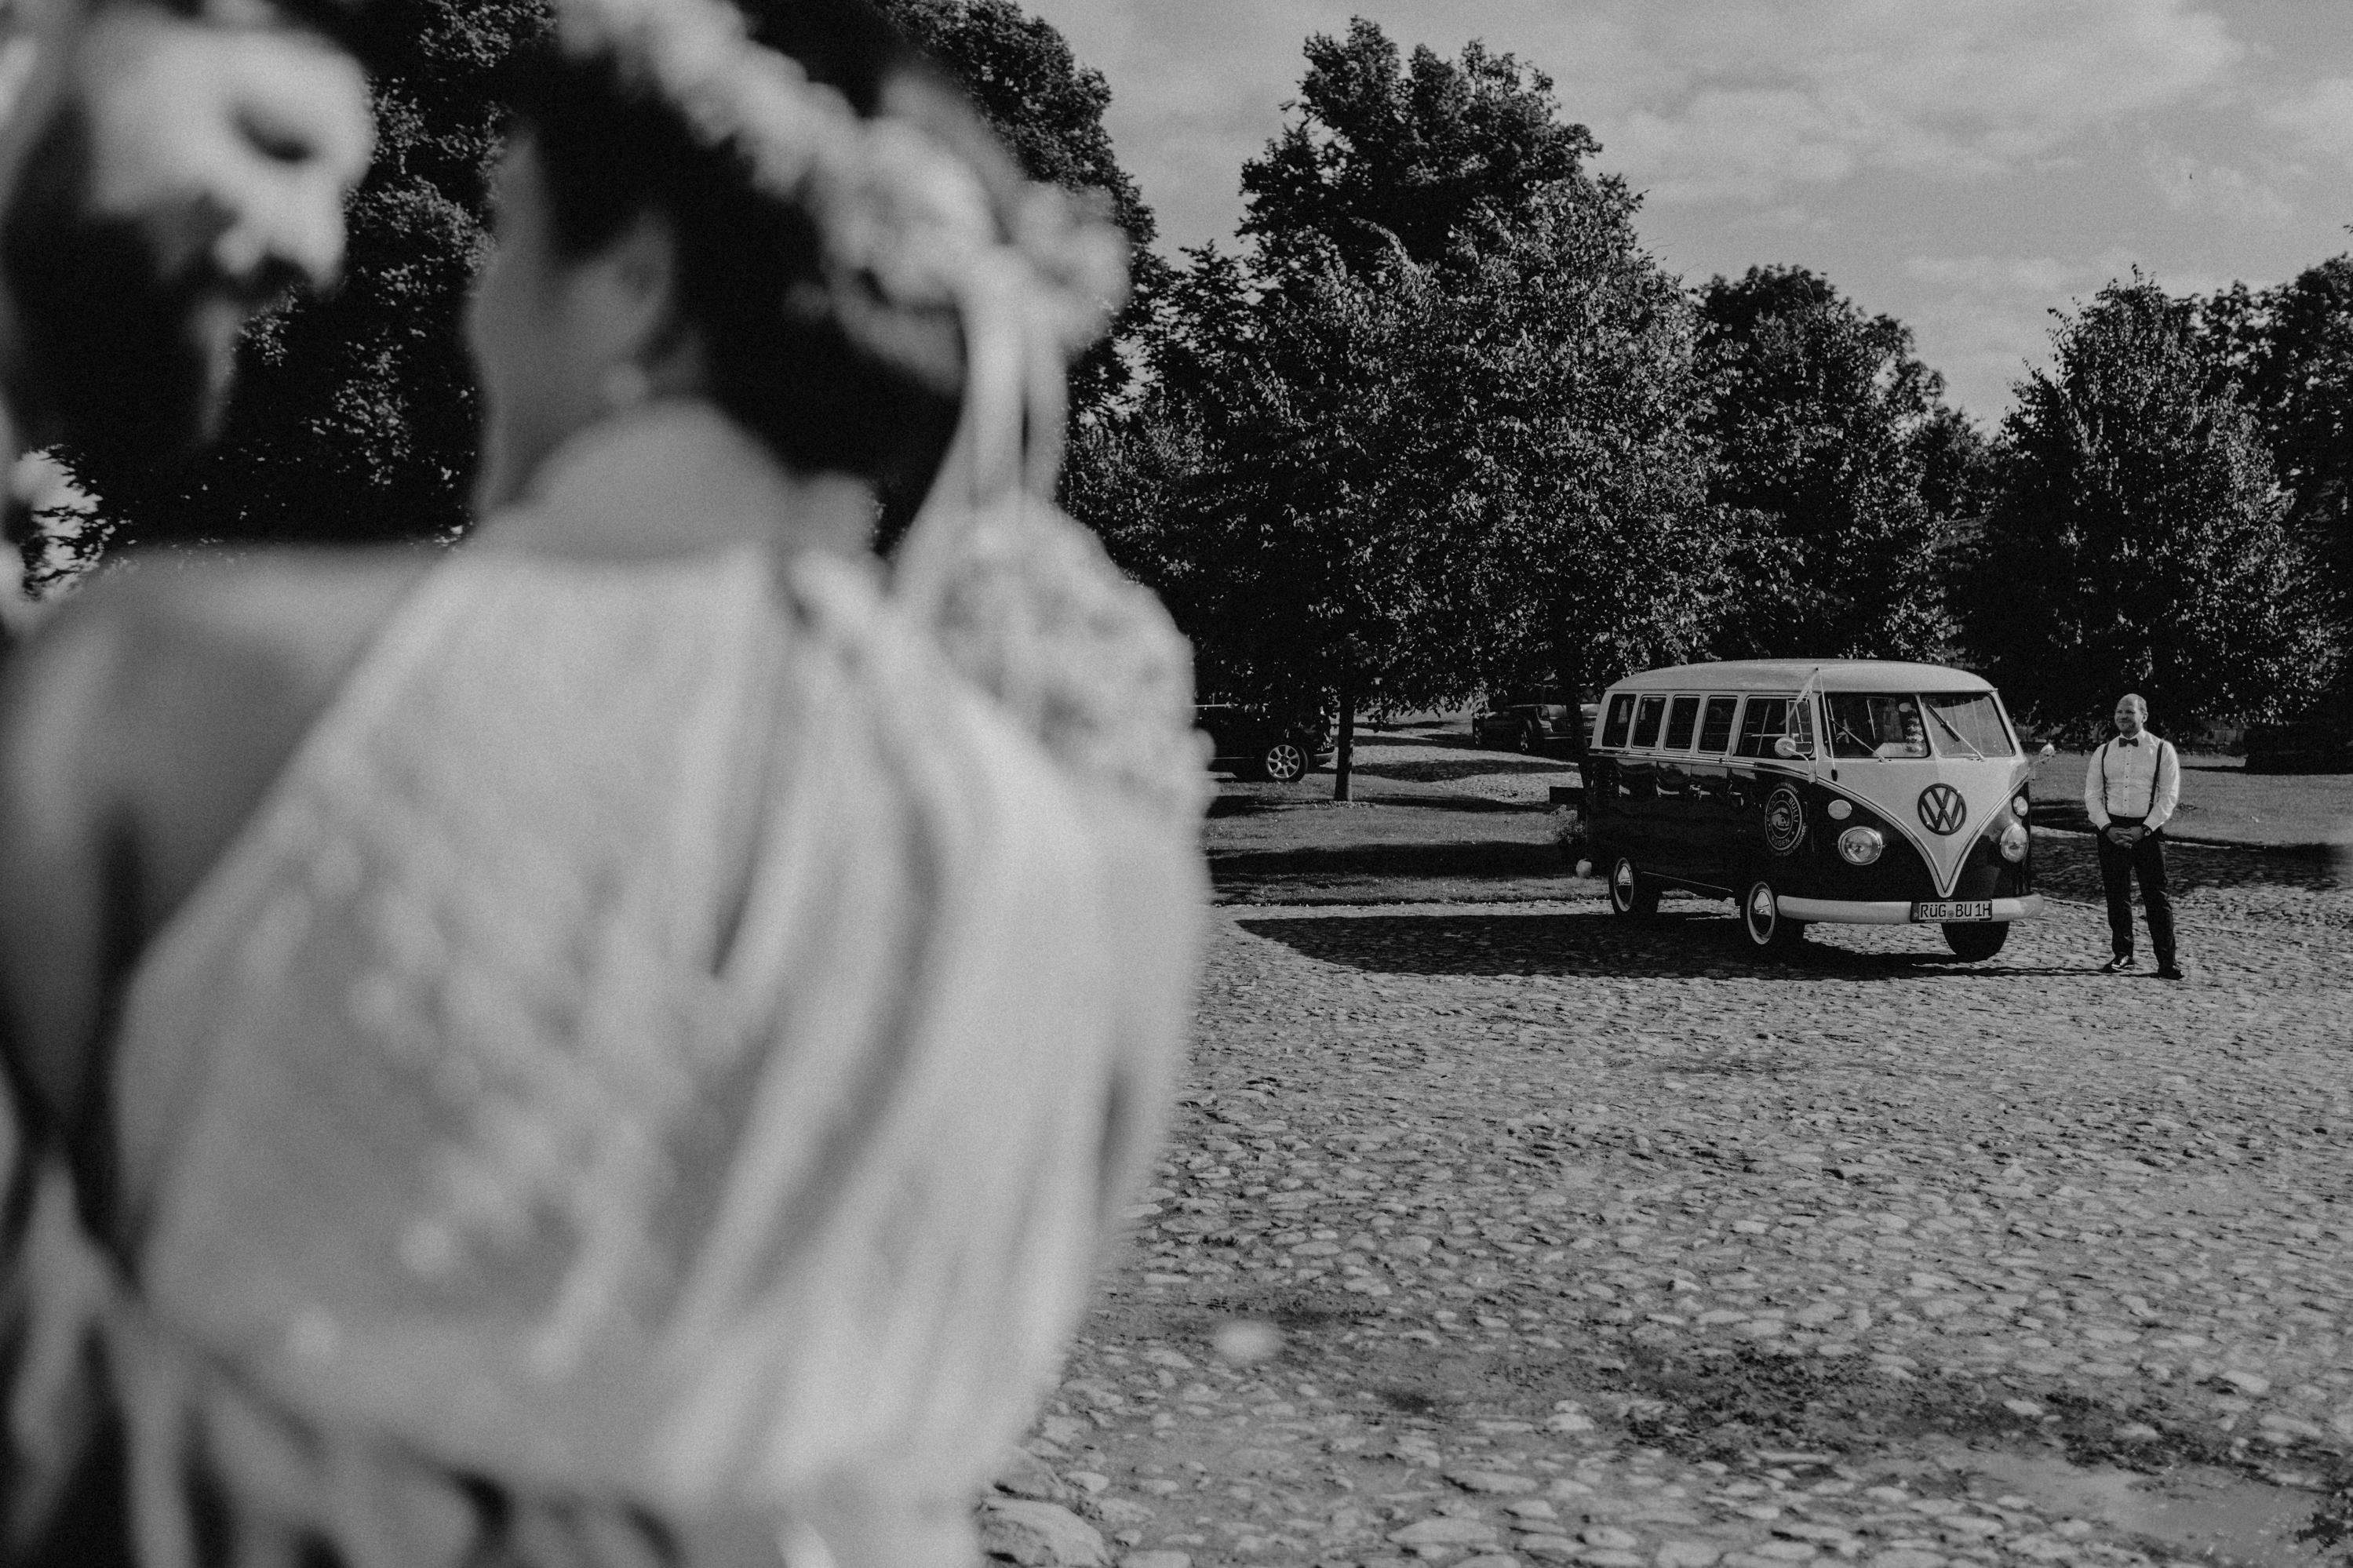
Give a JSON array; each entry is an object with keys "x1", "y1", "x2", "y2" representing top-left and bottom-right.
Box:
[
  {"x1": 1608, "y1": 857, "x2": 1659, "y2": 919},
  {"x1": 1943, "y1": 922, "x2": 2009, "y2": 961},
  {"x1": 1742, "y1": 881, "x2": 1806, "y2": 951}
]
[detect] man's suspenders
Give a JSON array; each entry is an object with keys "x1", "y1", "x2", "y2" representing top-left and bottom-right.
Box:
[{"x1": 2100, "y1": 737, "x2": 2167, "y2": 828}]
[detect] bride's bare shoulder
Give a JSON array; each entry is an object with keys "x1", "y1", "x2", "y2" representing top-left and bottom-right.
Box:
[
  {"x1": 1, "y1": 547, "x2": 435, "y2": 1127},
  {"x1": 7, "y1": 546, "x2": 434, "y2": 731},
  {"x1": 5, "y1": 547, "x2": 434, "y2": 911}
]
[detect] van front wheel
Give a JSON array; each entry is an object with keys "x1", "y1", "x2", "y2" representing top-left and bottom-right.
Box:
[
  {"x1": 1943, "y1": 922, "x2": 2009, "y2": 961},
  {"x1": 1742, "y1": 881, "x2": 1806, "y2": 951},
  {"x1": 1608, "y1": 857, "x2": 1659, "y2": 919}
]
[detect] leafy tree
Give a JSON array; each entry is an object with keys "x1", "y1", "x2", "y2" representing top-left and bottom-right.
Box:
[
  {"x1": 2201, "y1": 260, "x2": 2353, "y2": 629},
  {"x1": 1074, "y1": 20, "x2": 1723, "y2": 798},
  {"x1": 1238, "y1": 16, "x2": 1593, "y2": 276},
  {"x1": 1093, "y1": 193, "x2": 1721, "y2": 797},
  {"x1": 1422, "y1": 193, "x2": 1726, "y2": 705},
  {"x1": 1965, "y1": 278, "x2": 2336, "y2": 733},
  {"x1": 52, "y1": 0, "x2": 548, "y2": 555},
  {"x1": 1698, "y1": 265, "x2": 1972, "y2": 662},
  {"x1": 1113, "y1": 246, "x2": 1460, "y2": 800}
]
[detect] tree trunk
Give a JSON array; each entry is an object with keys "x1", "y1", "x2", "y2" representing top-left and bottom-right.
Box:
[
  {"x1": 1332, "y1": 675, "x2": 1357, "y2": 802},
  {"x1": 1555, "y1": 617, "x2": 1586, "y2": 757}
]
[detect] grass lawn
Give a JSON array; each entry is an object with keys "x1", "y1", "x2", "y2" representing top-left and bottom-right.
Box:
[
  {"x1": 1205, "y1": 726, "x2": 2353, "y2": 904},
  {"x1": 2034, "y1": 750, "x2": 2353, "y2": 853},
  {"x1": 1205, "y1": 724, "x2": 1582, "y2": 904}
]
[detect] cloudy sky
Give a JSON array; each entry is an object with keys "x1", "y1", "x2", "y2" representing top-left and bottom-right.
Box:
[{"x1": 1018, "y1": 0, "x2": 2353, "y2": 421}]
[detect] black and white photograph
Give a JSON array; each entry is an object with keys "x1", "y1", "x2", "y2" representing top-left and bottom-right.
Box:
[{"x1": 0, "y1": 2, "x2": 2346, "y2": 1566}]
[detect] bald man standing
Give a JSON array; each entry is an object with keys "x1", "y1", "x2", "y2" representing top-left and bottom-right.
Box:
[{"x1": 2084, "y1": 693, "x2": 2184, "y2": 979}]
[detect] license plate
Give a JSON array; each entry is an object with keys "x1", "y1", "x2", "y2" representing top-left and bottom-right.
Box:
[{"x1": 1912, "y1": 900, "x2": 1993, "y2": 922}]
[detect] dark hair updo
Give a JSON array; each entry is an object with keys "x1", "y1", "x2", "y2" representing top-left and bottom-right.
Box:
[{"x1": 514, "y1": 0, "x2": 994, "y2": 497}]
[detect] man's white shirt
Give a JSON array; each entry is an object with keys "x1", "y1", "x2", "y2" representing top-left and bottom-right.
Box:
[{"x1": 2084, "y1": 733, "x2": 2179, "y2": 830}]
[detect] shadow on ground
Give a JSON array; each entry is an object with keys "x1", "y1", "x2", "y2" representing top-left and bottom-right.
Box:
[
  {"x1": 1231, "y1": 910, "x2": 2082, "y2": 980},
  {"x1": 1213, "y1": 839, "x2": 1569, "y2": 886},
  {"x1": 1207, "y1": 787, "x2": 1546, "y2": 819},
  {"x1": 2034, "y1": 834, "x2": 2345, "y2": 898},
  {"x1": 1347, "y1": 756, "x2": 1572, "y2": 785}
]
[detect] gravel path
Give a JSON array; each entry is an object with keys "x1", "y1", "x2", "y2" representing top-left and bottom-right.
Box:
[{"x1": 993, "y1": 849, "x2": 2353, "y2": 1568}]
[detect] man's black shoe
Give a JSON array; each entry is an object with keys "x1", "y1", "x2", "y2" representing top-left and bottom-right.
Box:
[
  {"x1": 2156, "y1": 964, "x2": 2185, "y2": 980},
  {"x1": 2100, "y1": 954, "x2": 2137, "y2": 974}
]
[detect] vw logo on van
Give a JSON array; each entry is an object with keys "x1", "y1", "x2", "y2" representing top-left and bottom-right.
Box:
[
  {"x1": 1765, "y1": 786, "x2": 1806, "y2": 854},
  {"x1": 1917, "y1": 783, "x2": 1968, "y2": 836}
]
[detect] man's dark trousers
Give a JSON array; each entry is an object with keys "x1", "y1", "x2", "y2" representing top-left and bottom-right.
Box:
[{"x1": 2096, "y1": 828, "x2": 2174, "y2": 966}]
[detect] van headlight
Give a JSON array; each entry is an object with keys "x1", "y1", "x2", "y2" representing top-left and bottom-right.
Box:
[
  {"x1": 1999, "y1": 822, "x2": 2029, "y2": 862},
  {"x1": 1837, "y1": 827, "x2": 1884, "y2": 865}
]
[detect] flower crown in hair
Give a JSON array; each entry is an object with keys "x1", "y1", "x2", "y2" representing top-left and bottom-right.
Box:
[{"x1": 554, "y1": 0, "x2": 1127, "y2": 369}]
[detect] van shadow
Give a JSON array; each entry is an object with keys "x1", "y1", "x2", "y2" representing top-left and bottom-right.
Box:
[{"x1": 1236, "y1": 911, "x2": 2063, "y2": 981}]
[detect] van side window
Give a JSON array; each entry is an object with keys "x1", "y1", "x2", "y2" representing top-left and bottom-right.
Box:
[
  {"x1": 1601, "y1": 693, "x2": 1634, "y2": 748},
  {"x1": 1663, "y1": 695, "x2": 1701, "y2": 750},
  {"x1": 1735, "y1": 697, "x2": 1796, "y2": 758},
  {"x1": 1697, "y1": 696, "x2": 1739, "y2": 753},
  {"x1": 1630, "y1": 695, "x2": 1666, "y2": 748}
]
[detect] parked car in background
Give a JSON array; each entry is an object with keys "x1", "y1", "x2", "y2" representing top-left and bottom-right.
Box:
[
  {"x1": 1197, "y1": 704, "x2": 1336, "y2": 783},
  {"x1": 1472, "y1": 689, "x2": 1596, "y2": 756}
]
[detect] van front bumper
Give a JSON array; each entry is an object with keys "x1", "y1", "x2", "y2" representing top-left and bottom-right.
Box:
[{"x1": 1776, "y1": 894, "x2": 2045, "y2": 926}]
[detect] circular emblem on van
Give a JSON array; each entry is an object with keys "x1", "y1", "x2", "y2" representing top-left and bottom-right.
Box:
[
  {"x1": 1765, "y1": 785, "x2": 1805, "y2": 854},
  {"x1": 1918, "y1": 783, "x2": 1968, "y2": 836}
]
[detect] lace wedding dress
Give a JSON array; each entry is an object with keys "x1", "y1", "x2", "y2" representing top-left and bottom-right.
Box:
[{"x1": 2, "y1": 404, "x2": 1207, "y2": 1567}]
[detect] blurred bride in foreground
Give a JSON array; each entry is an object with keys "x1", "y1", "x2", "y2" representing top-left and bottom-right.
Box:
[{"x1": 0, "y1": 0, "x2": 1206, "y2": 1563}]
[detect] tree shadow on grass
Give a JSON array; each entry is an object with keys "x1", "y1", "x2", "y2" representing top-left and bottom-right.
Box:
[
  {"x1": 1347, "y1": 792, "x2": 1550, "y2": 814},
  {"x1": 1350, "y1": 757, "x2": 1572, "y2": 784},
  {"x1": 1207, "y1": 787, "x2": 1543, "y2": 818},
  {"x1": 1206, "y1": 793, "x2": 1307, "y2": 820},
  {"x1": 1212, "y1": 841, "x2": 1568, "y2": 890},
  {"x1": 1234, "y1": 910, "x2": 2061, "y2": 980}
]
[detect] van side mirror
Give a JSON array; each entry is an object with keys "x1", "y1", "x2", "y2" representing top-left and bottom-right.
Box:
[
  {"x1": 2039, "y1": 742, "x2": 2056, "y2": 758},
  {"x1": 1773, "y1": 736, "x2": 1801, "y2": 759},
  {"x1": 2030, "y1": 740, "x2": 2056, "y2": 778}
]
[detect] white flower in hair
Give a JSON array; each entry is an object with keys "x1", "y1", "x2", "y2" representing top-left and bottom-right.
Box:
[{"x1": 553, "y1": 0, "x2": 1116, "y2": 347}]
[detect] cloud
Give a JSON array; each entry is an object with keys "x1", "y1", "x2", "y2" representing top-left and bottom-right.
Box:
[
  {"x1": 1905, "y1": 256, "x2": 2085, "y2": 296},
  {"x1": 2141, "y1": 149, "x2": 2296, "y2": 227},
  {"x1": 1590, "y1": 0, "x2": 2244, "y2": 204},
  {"x1": 1036, "y1": 0, "x2": 2251, "y2": 242},
  {"x1": 2266, "y1": 75, "x2": 2353, "y2": 166}
]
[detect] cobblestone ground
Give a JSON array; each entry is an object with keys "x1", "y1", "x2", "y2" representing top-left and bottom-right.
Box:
[{"x1": 985, "y1": 812, "x2": 2353, "y2": 1568}]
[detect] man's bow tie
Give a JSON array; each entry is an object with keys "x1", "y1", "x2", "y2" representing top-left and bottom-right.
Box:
[{"x1": 2119, "y1": 737, "x2": 2140, "y2": 748}]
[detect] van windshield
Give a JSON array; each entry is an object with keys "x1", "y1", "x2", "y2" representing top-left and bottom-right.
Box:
[
  {"x1": 1827, "y1": 694, "x2": 1927, "y2": 759},
  {"x1": 1826, "y1": 691, "x2": 2016, "y2": 759},
  {"x1": 1921, "y1": 692, "x2": 2016, "y2": 756}
]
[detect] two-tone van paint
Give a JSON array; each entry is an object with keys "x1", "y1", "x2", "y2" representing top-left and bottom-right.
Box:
[{"x1": 1583, "y1": 660, "x2": 2046, "y2": 959}]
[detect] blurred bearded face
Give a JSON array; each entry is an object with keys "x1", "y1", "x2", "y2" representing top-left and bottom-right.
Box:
[{"x1": 0, "y1": 0, "x2": 372, "y2": 471}]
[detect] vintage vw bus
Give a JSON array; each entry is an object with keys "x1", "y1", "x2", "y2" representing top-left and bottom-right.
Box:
[{"x1": 1583, "y1": 660, "x2": 2046, "y2": 959}]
